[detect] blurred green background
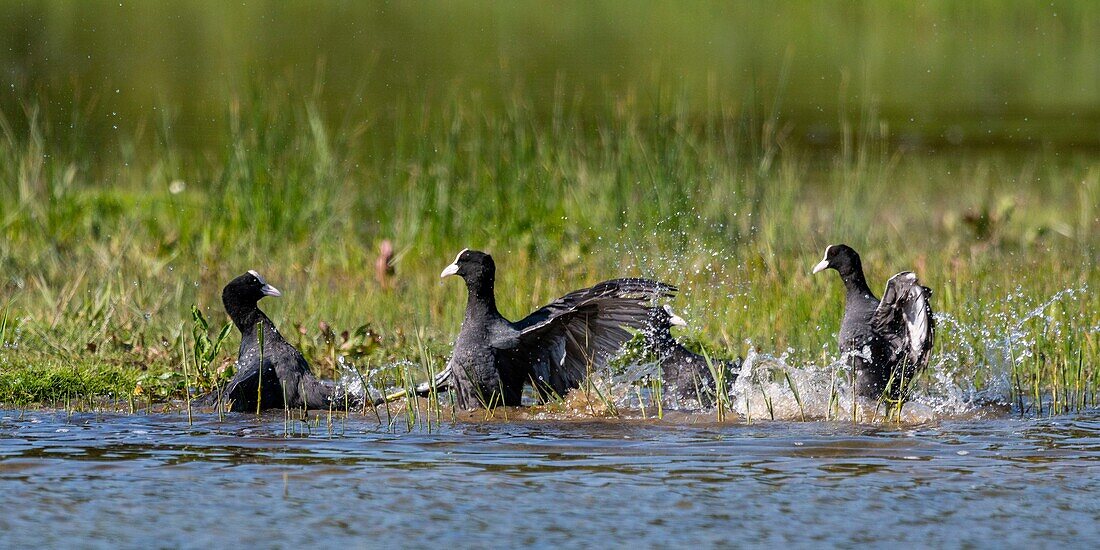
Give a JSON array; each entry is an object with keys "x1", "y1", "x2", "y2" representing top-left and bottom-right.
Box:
[{"x1": 3, "y1": 0, "x2": 1099, "y2": 155}]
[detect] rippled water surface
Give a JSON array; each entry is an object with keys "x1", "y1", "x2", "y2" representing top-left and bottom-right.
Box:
[{"x1": 2, "y1": 410, "x2": 1099, "y2": 548}]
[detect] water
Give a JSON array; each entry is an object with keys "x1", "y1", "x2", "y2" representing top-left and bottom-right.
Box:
[
  {"x1": 1, "y1": 280, "x2": 1093, "y2": 547},
  {"x1": 2, "y1": 410, "x2": 1099, "y2": 548}
]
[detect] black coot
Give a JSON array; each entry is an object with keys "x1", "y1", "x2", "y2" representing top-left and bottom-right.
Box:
[
  {"x1": 643, "y1": 305, "x2": 741, "y2": 407},
  {"x1": 439, "y1": 249, "x2": 676, "y2": 410},
  {"x1": 213, "y1": 271, "x2": 340, "y2": 412},
  {"x1": 813, "y1": 245, "x2": 935, "y2": 402}
]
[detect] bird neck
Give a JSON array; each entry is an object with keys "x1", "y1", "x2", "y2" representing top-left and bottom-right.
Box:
[
  {"x1": 839, "y1": 264, "x2": 872, "y2": 296},
  {"x1": 463, "y1": 276, "x2": 501, "y2": 322},
  {"x1": 225, "y1": 300, "x2": 273, "y2": 335}
]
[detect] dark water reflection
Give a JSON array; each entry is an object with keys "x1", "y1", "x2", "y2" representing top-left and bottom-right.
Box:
[{"x1": 1, "y1": 411, "x2": 1098, "y2": 547}]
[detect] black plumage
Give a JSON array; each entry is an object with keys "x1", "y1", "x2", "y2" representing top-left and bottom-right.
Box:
[
  {"x1": 813, "y1": 244, "x2": 935, "y2": 401},
  {"x1": 643, "y1": 305, "x2": 741, "y2": 406},
  {"x1": 439, "y1": 249, "x2": 676, "y2": 410},
  {"x1": 213, "y1": 271, "x2": 338, "y2": 412}
]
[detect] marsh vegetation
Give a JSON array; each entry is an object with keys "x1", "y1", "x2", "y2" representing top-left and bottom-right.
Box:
[{"x1": 0, "y1": 2, "x2": 1096, "y2": 418}]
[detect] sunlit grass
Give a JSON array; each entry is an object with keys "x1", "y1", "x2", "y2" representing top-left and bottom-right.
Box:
[{"x1": 0, "y1": 88, "x2": 1096, "y2": 416}]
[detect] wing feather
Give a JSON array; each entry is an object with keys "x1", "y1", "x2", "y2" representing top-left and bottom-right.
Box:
[
  {"x1": 509, "y1": 278, "x2": 676, "y2": 397},
  {"x1": 873, "y1": 272, "x2": 935, "y2": 373},
  {"x1": 904, "y1": 284, "x2": 935, "y2": 369}
]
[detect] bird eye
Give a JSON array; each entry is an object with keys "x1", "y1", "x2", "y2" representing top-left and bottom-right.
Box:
[{"x1": 247, "y1": 269, "x2": 266, "y2": 285}]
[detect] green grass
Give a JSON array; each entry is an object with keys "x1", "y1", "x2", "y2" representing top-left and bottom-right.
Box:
[{"x1": 0, "y1": 84, "x2": 1097, "y2": 415}]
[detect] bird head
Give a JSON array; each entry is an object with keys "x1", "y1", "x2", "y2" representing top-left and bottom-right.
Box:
[
  {"x1": 812, "y1": 244, "x2": 862, "y2": 277},
  {"x1": 440, "y1": 249, "x2": 496, "y2": 290},
  {"x1": 222, "y1": 269, "x2": 282, "y2": 307},
  {"x1": 652, "y1": 304, "x2": 688, "y2": 329}
]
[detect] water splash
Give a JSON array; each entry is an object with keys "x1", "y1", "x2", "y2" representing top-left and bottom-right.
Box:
[
  {"x1": 919, "y1": 285, "x2": 1090, "y2": 414},
  {"x1": 332, "y1": 356, "x2": 369, "y2": 404},
  {"x1": 333, "y1": 357, "x2": 429, "y2": 407},
  {"x1": 324, "y1": 239, "x2": 1090, "y2": 422},
  {"x1": 598, "y1": 283, "x2": 1091, "y2": 422}
]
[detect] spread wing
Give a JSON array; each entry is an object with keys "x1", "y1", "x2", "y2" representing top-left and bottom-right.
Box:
[
  {"x1": 872, "y1": 271, "x2": 935, "y2": 372},
  {"x1": 503, "y1": 278, "x2": 677, "y2": 397}
]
